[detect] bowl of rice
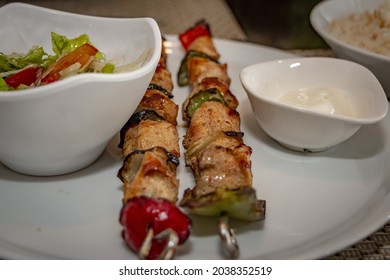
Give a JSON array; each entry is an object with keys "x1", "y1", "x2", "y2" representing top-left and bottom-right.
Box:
[{"x1": 310, "y1": 0, "x2": 390, "y2": 98}]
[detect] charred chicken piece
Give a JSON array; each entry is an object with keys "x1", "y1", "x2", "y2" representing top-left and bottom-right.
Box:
[
  {"x1": 183, "y1": 101, "x2": 241, "y2": 150},
  {"x1": 118, "y1": 147, "x2": 179, "y2": 204},
  {"x1": 122, "y1": 120, "x2": 180, "y2": 159},
  {"x1": 178, "y1": 20, "x2": 266, "y2": 222},
  {"x1": 188, "y1": 77, "x2": 238, "y2": 110},
  {"x1": 118, "y1": 38, "x2": 191, "y2": 260}
]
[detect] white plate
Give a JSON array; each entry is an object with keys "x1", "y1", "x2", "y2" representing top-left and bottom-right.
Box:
[{"x1": 0, "y1": 36, "x2": 389, "y2": 260}]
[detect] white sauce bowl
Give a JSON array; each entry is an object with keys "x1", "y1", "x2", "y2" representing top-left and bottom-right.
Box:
[{"x1": 240, "y1": 57, "x2": 388, "y2": 152}]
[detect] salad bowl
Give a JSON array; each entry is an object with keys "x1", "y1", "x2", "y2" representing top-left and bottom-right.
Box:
[{"x1": 0, "y1": 3, "x2": 162, "y2": 175}]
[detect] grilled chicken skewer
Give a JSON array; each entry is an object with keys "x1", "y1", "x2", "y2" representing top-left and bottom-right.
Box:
[
  {"x1": 177, "y1": 21, "x2": 266, "y2": 256},
  {"x1": 118, "y1": 38, "x2": 191, "y2": 260}
]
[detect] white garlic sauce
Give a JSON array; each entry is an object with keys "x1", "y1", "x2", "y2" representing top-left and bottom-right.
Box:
[{"x1": 279, "y1": 87, "x2": 356, "y2": 117}]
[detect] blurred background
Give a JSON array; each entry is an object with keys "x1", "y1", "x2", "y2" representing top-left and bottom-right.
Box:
[
  {"x1": 0, "y1": 0, "x2": 327, "y2": 50},
  {"x1": 226, "y1": 0, "x2": 327, "y2": 49}
]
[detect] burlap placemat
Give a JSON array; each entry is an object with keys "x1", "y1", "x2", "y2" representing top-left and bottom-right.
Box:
[
  {"x1": 325, "y1": 223, "x2": 390, "y2": 260},
  {"x1": 0, "y1": 0, "x2": 247, "y2": 41}
]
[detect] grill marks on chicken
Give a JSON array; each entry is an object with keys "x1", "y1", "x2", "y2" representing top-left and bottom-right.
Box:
[
  {"x1": 183, "y1": 101, "x2": 240, "y2": 150},
  {"x1": 191, "y1": 77, "x2": 238, "y2": 110},
  {"x1": 186, "y1": 132, "x2": 253, "y2": 197},
  {"x1": 118, "y1": 45, "x2": 180, "y2": 203},
  {"x1": 118, "y1": 147, "x2": 179, "y2": 203},
  {"x1": 187, "y1": 56, "x2": 230, "y2": 88},
  {"x1": 117, "y1": 39, "x2": 191, "y2": 260},
  {"x1": 178, "y1": 21, "x2": 266, "y2": 222},
  {"x1": 187, "y1": 35, "x2": 220, "y2": 59}
]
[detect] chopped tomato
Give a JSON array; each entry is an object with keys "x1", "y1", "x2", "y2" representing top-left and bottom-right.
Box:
[
  {"x1": 179, "y1": 20, "x2": 211, "y2": 50},
  {"x1": 5, "y1": 66, "x2": 41, "y2": 89},
  {"x1": 41, "y1": 43, "x2": 98, "y2": 84}
]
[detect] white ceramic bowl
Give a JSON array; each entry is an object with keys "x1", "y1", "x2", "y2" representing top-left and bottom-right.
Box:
[
  {"x1": 0, "y1": 3, "x2": 162, "y2": 175},
  {"x1": 240, "y1": 57, "x2": 388, "y2": 152},
  {"x1": 310, "y1": 0, "x2": 390, "y2": 97}
]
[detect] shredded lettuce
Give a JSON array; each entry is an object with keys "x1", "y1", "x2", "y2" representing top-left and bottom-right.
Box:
[
  {"x1": 0, "y1": 46, "x2": 50, "y2": 72},
  {"x1": 1, "y1": 32, "x2": 150, "y2": 91},
  {"x1": 101, "y1": 63, "x2": 115, "y2": 73},
  {"x1": 51, "y1": 32, "x2": 104, "y2": 60},
  {"x1": 51, "y1": 32, "x2": 91, "y2": 57},
  {"x1": 0, "y1": 33, "x2": 95, "y2": 74},
  {"x1": 0, "y1": 77, "x2": 10, "y2": 91}
]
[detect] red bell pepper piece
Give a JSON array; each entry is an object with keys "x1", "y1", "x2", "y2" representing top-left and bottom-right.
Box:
[
  {"x1": 41, "y1": 43, "x2": 98, "y2": 84},
  {"x1": 5, "y1": 66, "x2": 40, "y2": 89},
  {"x1": 119, "y1": 196, "x2": 192, "y2": 260},
  {"x1": 179, "y1": 20, "x2": 211, "y2": 50}
]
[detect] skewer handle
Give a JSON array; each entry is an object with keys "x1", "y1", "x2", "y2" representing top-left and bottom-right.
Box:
[
  {"x1": 219, "y1": 212, "x2": 239, "y2": 258},
  {"x1": 139, "y1": 228, "x2": 179, "y2": 260}
]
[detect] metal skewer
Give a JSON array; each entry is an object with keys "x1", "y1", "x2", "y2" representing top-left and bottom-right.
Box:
[
  {"x1": 138, "y1": 227, "x2": 179, "y2": 260},
  {"x1": 219, "y1": 212, "x2": 239, "y2": 258}
]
